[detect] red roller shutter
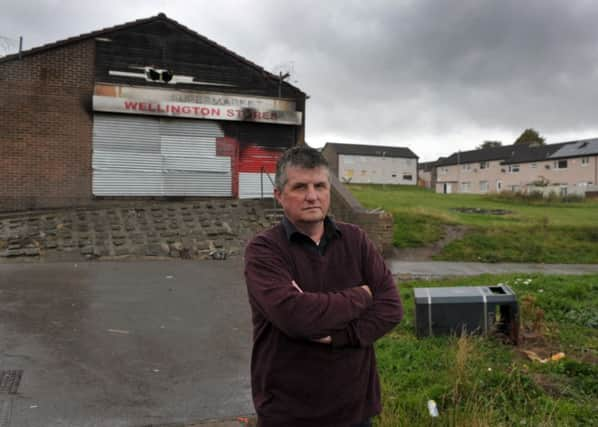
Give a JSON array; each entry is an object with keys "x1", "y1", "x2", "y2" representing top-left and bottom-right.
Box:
[{"x1": 238, "y1": 145, "x2": 282, "y2": 198}]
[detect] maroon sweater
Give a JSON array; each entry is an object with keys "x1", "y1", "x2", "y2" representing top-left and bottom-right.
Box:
[{"x1": 244, "y1": 219, "x2": 403, "y2": 427}]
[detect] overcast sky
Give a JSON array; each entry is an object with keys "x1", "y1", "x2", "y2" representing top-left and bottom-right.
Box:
[{"x1": 2, "y1": 0, "x2": 598, "y2": 161}]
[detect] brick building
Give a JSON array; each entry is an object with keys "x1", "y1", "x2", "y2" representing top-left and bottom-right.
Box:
[{"x1": 0, "y1": 14, "x2": 306, "y2": 212}]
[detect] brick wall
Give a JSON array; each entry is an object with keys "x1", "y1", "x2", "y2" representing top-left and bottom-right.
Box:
[
  {"x1": 328, "y1": 173, "x2": 394, "y2": 256},
  {"x1": 0, "y1": 40, "x2": 96, "y2": 212},
  {"x1": 352, "y1": 210, "x2": 395, "y2": 255},
  {"x1": 216, "y1": 137, "x2": 240, "y2": 198}
]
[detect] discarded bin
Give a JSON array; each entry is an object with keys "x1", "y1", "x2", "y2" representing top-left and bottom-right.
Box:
[{"x1": 414, "y1": 285, "x2": 519, "y2": 344}]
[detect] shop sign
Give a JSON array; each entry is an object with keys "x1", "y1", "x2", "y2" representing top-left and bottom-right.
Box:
[{"x1": 93, "y1": 84, "x2": 301, "y2": 125}]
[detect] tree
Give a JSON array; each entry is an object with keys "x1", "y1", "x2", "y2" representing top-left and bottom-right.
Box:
[
  {"x1": 476, "y1": 140, "x2": 502, "y2": 149},
  {"x1": 514, "y1": 128, "x2": 545, "y2": 146}
]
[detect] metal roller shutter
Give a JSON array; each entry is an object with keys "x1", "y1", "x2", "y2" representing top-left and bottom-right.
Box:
[
  {"x1": 92, "y1": 114, "x2": 231, "y2": 196},
  {"x1": 238, "y1": 145, "x2": 282, "y2": 199},
  {"x1": 239, "y1": 172, "x2": 276, "y2": 199}
]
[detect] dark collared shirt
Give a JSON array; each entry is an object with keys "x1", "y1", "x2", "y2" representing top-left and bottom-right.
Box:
[{"x1": 281, "y1": 215, "x2": 341, "y2": 255}]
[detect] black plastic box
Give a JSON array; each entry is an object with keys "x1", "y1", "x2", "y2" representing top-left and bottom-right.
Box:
[{"x1": 413, "y1": 285, "x2": 519, "y2": 343}]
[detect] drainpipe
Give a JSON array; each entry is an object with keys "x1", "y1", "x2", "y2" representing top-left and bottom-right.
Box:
[{"x1": 457, "y1": 151, "x2": 461, "y2": 192}]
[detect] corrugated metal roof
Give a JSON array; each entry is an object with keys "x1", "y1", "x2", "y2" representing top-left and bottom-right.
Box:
[
  {"x1": 324, "y1": 142, "x2": 418, "y2": 159},
  {"x1": 548, "y1": 138, "x2": 598, "y2": 159}
]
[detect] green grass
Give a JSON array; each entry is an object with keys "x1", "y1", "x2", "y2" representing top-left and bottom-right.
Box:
[
  {"x1": 348, "y1": 184, "x2": 598, "y2": 263},
  {"x1": 375, "y1": 274, "x2": 598, "y2": 426},
  {"x1": 441, "y1": 226, "x2": 598, "y2": 263}
]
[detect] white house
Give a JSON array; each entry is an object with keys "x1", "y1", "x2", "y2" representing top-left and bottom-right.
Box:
[{"x1": 321, "y1": 142, "x2": 418, "y2": 185}]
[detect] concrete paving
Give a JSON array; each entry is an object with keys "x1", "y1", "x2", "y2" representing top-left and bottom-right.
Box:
[
  {"x1": 388, "y1": 260, "x2": 598, "y2": 278},
  {"x1": 0, "y1": 260, "x2": 254, "y2": 427}
]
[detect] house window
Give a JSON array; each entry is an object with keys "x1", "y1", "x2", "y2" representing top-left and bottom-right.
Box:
[
  {"x1": 511, "y1": 185, "x2": 520, "y2": 193},
  {"x1": 555, "y1": 160, "x2": 568, "y2": 169},
  {"x1": 581, "y1": 157, "x2": 590, "y2": 166},
  {"x1": 479, "y1": 181, "x2": 488, "y2": 193},
  {"x1": 560, "y1": 186, "x2": 568, "y2": 197},
  {"x1": 462, "y1": 164, "x2": 471, "y2": 171},
  {"x1": 480, "y1": 161, "x2": 488, "y2": 169},
  {"x1": 440, "y1": 167, "x2": 448, "y2": 175},
  {"x1": 496, "y1": 180, "x2": 503, "y2": 192},
  {"x1": 344, "y1": 156, "x2": 354, "y2": 165},
  {"x1": 403, "y1": 174, "x2": 413, "y2": 181},
  {"x1": 391, "y1": 174, "x2": 397, "y2": 178},
  {"x1": 530, "y1": 163, "x2": 537, "y2": 168},
  {"x1": 508, "y1": 165, "x2": 520, "y2": 173},
  {"x1": 460, "y1": 182, "x2": 471, "y2": 192}
]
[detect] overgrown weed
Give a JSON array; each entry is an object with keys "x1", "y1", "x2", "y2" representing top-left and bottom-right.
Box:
[{"x1": 374, "y1": 274, "x2": 598, "y2": 426}]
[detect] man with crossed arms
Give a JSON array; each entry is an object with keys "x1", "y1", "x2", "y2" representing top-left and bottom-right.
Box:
[{"x1": 245, "y1": 146, "x2": 403, "y2": 427}]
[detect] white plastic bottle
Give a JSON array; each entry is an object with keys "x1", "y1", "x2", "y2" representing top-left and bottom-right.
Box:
[{"x1": 427, "y1": 400, "x2": 439, "y2": 417}]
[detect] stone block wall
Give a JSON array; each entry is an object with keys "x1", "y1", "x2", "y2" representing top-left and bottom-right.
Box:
[{"x1": 0, "y1": 200, "x2": 278, "y2": 261}]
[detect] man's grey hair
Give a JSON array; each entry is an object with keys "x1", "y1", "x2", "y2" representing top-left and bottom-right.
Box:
[{"x1": 275, "y1": 146, "x2": 330, "y2": 191}]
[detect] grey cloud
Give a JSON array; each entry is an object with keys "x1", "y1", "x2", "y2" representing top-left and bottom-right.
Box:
[{"x1": 2, "y1": 0, "x2": 598, "y2": 158}]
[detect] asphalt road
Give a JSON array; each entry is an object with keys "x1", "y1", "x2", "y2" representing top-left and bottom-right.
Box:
[
  {"x1": 0, "y1": 260, "x2": 254, "y2": 427},
  {"x1": 1, "y1": 258, "x2": 597, "y2": 427}
]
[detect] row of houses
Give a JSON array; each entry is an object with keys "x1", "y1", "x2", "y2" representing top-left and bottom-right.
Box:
[
  {"x1": 321, "y1": 139, "x2": 598, "y2": 198},
  {"x1": 422, "y1": 139, "x2": 598, "y2": 196}
]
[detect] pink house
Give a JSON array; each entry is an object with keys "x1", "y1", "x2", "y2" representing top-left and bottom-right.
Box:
[{"x1": 434, "y1": 138, "x2": 598, "y2": 196}]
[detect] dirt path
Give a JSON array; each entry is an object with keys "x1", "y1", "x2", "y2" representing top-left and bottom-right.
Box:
[{"x1": 391, "y1": 225, "x2": 468, "y2": 261}]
